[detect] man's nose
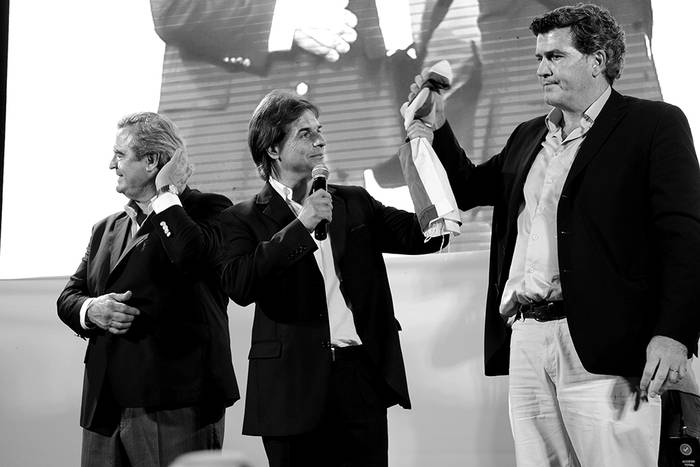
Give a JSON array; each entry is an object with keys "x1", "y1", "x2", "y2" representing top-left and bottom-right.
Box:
[
  {"x1": 313, "y1": 132, "x2": 326, "y2": 148},
  {"x1": 537, "y1": 59, "x2": 551, "y2": 77},
  {"x1": 109, "y1": 155, "x2": 117, "y2": 169}
]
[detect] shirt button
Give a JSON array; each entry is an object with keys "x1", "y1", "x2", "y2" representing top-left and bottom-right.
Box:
[
  {"x1": 532, "y1": 234, "x2": 538, "y2": 240},
  {"x1": 527, "y1": 267, "x2": 534, "y2": 273}
]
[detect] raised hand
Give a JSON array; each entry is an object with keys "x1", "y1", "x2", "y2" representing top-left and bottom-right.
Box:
[
  {"x1": 401, "y1": 68, "x2": 447, "y2": 130},
  {"x1": 156, "y1": 148, "x2": 193, "y2": 194},
  {"x1": 298, "y1": 189, "x2": 333, "y2": 232}
]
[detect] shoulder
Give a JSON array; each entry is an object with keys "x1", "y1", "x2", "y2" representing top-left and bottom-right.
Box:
[
  {"x1": 330, "y1": 184, "x2": 373, "y2": 205},
  {"x1": 182, "y1": 188, "x2": 232, "y2": 209},
  {"x1": 221, "y1": 196, "x2": 259, "y2": 221}
]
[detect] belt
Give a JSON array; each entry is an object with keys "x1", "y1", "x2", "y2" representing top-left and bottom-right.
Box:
[
  {"x1": 330, "y1": 345, "x2": 365, "y2": 362},
  {"x1": 517, "y1": 300, "x2": 566, "y2": 322}
]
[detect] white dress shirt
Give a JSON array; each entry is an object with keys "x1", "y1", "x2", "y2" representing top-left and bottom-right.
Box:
[
  {"x1": 500, "y1": 87, "x2": 612, "y2": 319},
  {"x1": 270, "y1": 178, "x2": 362, "y2": 346}
]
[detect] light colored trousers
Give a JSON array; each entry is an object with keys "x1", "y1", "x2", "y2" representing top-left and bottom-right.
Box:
[{"x1": 509, "y1": 317, "x2": 661, "y2": 467}]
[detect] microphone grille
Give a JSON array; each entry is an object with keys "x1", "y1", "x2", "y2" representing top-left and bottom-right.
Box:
[{"x1": 312, "y1": 163, "x2": 329, "y2": 179}]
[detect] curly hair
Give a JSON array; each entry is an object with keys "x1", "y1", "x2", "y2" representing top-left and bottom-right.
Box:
[
  {"x1": 530, "y1": 3, "x2": 626, "y2": 83},
  {"x1": 248, "y1": 90, "x2": 319, "y2": 181},
  {"x1": 117, "y1": 112, "x2": 184, "y2": 169}
]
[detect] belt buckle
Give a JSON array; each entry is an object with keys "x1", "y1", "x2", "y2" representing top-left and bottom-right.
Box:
[{"x1": 535, "y1": 302, "x2": 555, "y2": 322}]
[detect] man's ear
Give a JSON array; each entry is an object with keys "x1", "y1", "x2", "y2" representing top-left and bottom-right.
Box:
[
  {"x1": 267, "y1": 145, "x2": 280, "y2": 161},
  {"x1": 591, "y1": 50, "x2": 607, "y2": 77},
  {"x1": 144, "y1": 153, "x2": 160, "y2": 172}
]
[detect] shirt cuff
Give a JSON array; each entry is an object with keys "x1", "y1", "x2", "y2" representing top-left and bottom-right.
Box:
[
  {"x1": 152, "y1": 192, "x2": 182, "y2": 214},
  {"x1": 268, "y1": 0, "x2": 296, "y2": 52},
  {"x1": 80, "y1": 297, "x2": 96, "y2": 329}
]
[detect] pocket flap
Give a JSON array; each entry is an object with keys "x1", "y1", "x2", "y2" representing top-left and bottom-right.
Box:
[{"x1": 248, "y1": 340, "x2": 282, "y2": 359}]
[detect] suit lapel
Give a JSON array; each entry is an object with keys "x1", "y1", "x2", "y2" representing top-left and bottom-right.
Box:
[
  {"x1": 110, "y1": 215, "x2": 154, "y2": 278},
  {"x1": 563, "y1": 90, "x2": 626, "y2": 192},
  {"x1": 507, "y1": 124, "x2": 548, "y2": 222},
  {"x1": 109, "y1": 215, "x2": 131, "y2": 272},
  {"x1": 257, "y1": 182, "x2": 297, "y2": 228},
  {"x1": 327, "y1": 186, "x2": 346, "y2": 273}
]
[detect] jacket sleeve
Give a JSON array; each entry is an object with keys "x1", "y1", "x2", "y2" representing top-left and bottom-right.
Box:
[
  {"x1": 352, "y1": 186, "x2": 447, "y2": 255},
  {"x1": 431, "y1": 121, "x2": 509, "y2": 210},
  {"x1": 57, "y1": 233, "x2": 99, "y2": 339},
  {"x1": 219, "y1": 207, "x2": 318, "y2": 307},
  {"x1": 151, "y1": 192, "x2": 233, "y2": 278},
  {"x1": 150, "y1": 0, "x2": 275, "y2": 73},
  {"x1": 647, "y1": 103, "x2": 700, "y2": 354}
]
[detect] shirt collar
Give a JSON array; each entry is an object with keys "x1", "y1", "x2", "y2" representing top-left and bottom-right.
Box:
[
  {"x1": 269, "y1": 177, "x2": 295, "y2": 203},
  {"x1": 124, "y1": 199, "x2": 153, "y2": 225},
  {"x1": 545, "y1": 85, "x2": 612, "y2": 134}
]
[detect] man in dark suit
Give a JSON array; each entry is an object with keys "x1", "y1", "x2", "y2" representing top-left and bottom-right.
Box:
[
  {"x1": 218, "y1": 90, "x2": 445, "y2": 466},
  {"x1": 57, "y1": 112, "x2": 239, "y2": 467},
  {"x1": 405, "y1": 3, "x2": 700, "y2": 466}
]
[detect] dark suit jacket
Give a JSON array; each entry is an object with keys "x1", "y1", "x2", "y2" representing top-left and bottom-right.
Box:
[
  {"x1": 219, "y1": 183, "x2": 444, "y2": 436},
  {"x1": 57, "y1": 187, "x2": 239, "y2": 435},
  {"x1": 432, "y1": 89, "x2": 700, "y2": 377}
]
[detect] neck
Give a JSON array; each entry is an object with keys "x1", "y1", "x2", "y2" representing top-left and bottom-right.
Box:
[
  {"x1": 275, "y1": 174, "x2": 311, "y2": 204},
  {"x1": 560, "y1": 83, "x2": 609, "y2": 136}
]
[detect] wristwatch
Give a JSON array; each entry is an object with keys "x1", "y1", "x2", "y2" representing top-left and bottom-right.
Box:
[{"x1": 158, "y1": 184, "x2": 179, "y2": 196}]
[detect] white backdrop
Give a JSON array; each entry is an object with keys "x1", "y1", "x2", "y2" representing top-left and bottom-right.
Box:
[{"x1": 1, "y1": 0, "x2": 700, "y2": 278}]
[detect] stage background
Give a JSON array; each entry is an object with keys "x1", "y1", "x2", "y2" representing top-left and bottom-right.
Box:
[{"x1": 2, "y1": 1, "x2": 700, "y2": 466}]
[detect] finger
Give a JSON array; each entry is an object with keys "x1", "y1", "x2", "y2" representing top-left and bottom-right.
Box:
[
  {"x1": 294, "y1": 32, "x2": 332, "y2": 57},
  {"x1": 338, "y1": 26, "x2": 357, "y2": 45},
  {"x1": 324, "y1": 49, "x2": 340, "y2": 62},
  {"x1": 111, "y1": 312, "x2": 136, "y2": 324},
  {"x1": 111, "y1": 290, "x2": 133, "y2": 302},
  {"x1": 116, "y1": 304, "x2": 141, "y2": 316},
  {"x1": 342, "y1": 9, "x2": 358, "y2": 29},
  {"x1": 108, "y1": 326, "x2": 128, "y2": 335},
  {"x1": 639, "y1": 358, "x2": 658, "y2": 394},
  {"x1": 648, "y1": 361, "x2": 670, "y2": 397},
  {"x1": 306, "y1": 28, "x2": 347, "y2": 50},
  {"x1": 108, "y1": 320, "x2": 132, "y2": 330}
]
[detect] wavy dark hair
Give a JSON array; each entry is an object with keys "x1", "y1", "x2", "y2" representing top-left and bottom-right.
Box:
[
  {"x1": 248, "y1": 90, "x2": 319, "y2": 181},
  {"x1": 530, "y1": 3, "x2": 626, "y2": 84}
]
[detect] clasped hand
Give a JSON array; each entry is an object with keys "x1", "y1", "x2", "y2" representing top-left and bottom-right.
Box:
[
  {"x1": 87, "y1": 291, "x2": 141, "y2": 335},
  {"x1": 293, "y1": 0, "x2": 358, "y2": 62}
]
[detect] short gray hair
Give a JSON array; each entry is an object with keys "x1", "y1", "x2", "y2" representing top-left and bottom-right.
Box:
[{"x1": 117, "y1": 112, "x2": 184, "y2": 168}]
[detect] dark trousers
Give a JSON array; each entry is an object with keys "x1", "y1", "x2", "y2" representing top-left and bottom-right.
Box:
[
  {"x1": 81, "y1": 405, "x2": 225, "y2": 467},
  {"x1": 262, "y1": 346, "x2": 392, "y2": 467}
]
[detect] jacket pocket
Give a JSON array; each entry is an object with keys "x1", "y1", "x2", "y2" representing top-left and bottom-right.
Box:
[{"x1": 248, "y1": 340, "x2": 282, "y2": 360}]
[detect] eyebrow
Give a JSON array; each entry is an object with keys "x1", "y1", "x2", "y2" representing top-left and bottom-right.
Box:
[
  {"x1": 297, "y1": 124, "x2": 322, "y2": 134},
  {"x1": 536, "y1": 48, "x2": 567, "y2": 57}
]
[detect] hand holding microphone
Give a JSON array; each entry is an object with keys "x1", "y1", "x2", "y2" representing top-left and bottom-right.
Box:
[{"x1": 299, "y1": 164, "x2": 332, "y2": 239}]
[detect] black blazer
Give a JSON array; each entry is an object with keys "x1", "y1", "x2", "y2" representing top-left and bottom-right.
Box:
[
  {"x1": 432, "y1": 89, "x2": 700, "y2": 377},
  {"x1": 219, "y1": 183, "x2": 444, "y2": 436},
  {"x1": 57, "y1": 187, "x2": 239, "y2": 435}
]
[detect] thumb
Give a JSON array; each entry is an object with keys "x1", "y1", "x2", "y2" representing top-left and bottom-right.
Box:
[{"x1": 110, "y1": 290, "x2": 132, "y2": 302}]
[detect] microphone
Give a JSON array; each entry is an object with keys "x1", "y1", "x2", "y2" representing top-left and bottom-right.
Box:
[{"x1": 311, "y1": 164, "x2": 330, "y2": 241}]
